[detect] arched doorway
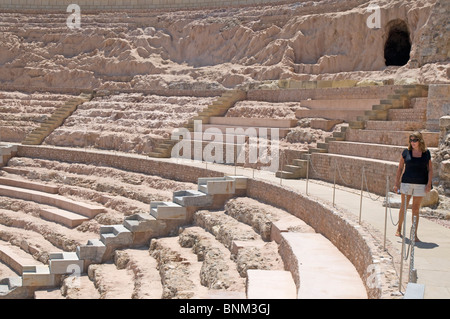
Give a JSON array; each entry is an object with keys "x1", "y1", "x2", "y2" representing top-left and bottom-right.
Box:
[{"x1": 384, "y1": 20, "x2": 411, "y2": 66}]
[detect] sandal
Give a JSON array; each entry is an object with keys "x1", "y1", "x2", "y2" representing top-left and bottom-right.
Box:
[{"x1": 395, "y1": 230, "x2": 402, "y2": 237}]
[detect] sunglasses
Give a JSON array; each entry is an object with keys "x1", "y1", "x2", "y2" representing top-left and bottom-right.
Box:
[{"x1": 410, "y1": 138, "x2": 419, "y2": 143}]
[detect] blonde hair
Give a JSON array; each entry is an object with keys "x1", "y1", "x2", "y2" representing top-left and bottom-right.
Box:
[{"x1": 408, "y1": 131, "x2": 427, "y2": 152}]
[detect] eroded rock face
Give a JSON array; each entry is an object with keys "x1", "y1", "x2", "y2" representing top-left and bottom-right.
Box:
[{"x1": 0, "y1": 0, "x2": 448, "y2": 92}]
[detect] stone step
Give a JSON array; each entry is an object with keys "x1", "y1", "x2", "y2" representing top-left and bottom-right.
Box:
[
  {"x1": 275, "y1": 170, "x2": 303, "y2": 179},
  {"x1": 246, "y1": 270, "x2": 297, "y2": 299},
  {"x1": 22, "y1": 265, "x2": 56, "y2": 287},
  {"x1": 188, "y1": 131, "x2": 249, "y2": 142},
  {"x1": 123, "y1": 213, "x2": 157, "y2": 232},
  {"x1": 197, "y1": 176, "x2": 247, "y2": 195},
  {"x1": 76, "y1": 239, "x2": 106, "y2": 264},
  {"x1": 310, "y1": 119, "x2": 344, "y2": 131},
  {"x1": 388, "y1": 108, "x2": 426, "y2": 121},
  {"x1": 345, "y1": 129, "x2": 439, "y2": 147},
  {"x1": 279, "y1": 232, "x2": 367, "y2": 299},
  {"x1": 283, "y1": 164, "x2": 304, "y2": 173},
  {"x1": 99, "y1": 225, "x2": 133, "y2": 246},
  {"x1": 327, "y1": 141, "x2": 405, "y2": 162},
  {"x1": 201, "y1": 124, "x2": 290, "y2": 138},
  {"x1": 0, "y1": 185, "x2": 105, "y2": 218},
  {"x1": 209, "y1": 117, "x2": 297, "y2": 128},
  {"x1": 150, "y1": 201, "x2": 187, "y2": 220},
  {"x1": 0, "y1": 177, "x2": 58, "y2": 194},
  {"x1": 48, "y1": 252, "x2": 83, "y2": 275},
  {"x1": 39, "y1": 207, "x2": 89, "y2": 228},
  {"x1": 365, "y1": 120, "x2": 426, "y2": 131},
  {"x1": 172, "y1": 189, "x2": 213, "y2": 207},
  {"x1": 193, "y1": 210, "x2": 283, "y2": 277},
  {"x1": 296, "y1": 109, "x2": 366, "y2": 122},
  {"x1": 299, "y1": 98, "x2": 379, "y2": 110},
  {"x1": 0, "y1": 244, "x2": 43, "y2": 275}
]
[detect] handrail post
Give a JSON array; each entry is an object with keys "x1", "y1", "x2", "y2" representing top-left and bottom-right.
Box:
[
  {"x1": 359, "y1": 167, "x2": 364, "y2": 224},
  {"x1": 410, "y1": 215, "x2": 417, "y2": 283},
  {"x1": 306, "y1": 157, "x2": 309, "y2": 195},
  {"x1": 333, "y1": 159, "x2": 337, "y2": 207},
  {"x1": 384, "y1": 175, "x2": 389, "y2": 251}
]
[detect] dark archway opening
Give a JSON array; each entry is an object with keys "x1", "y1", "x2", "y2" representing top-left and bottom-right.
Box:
[{"x1": 384, "y1": 21, "x2": 411, "y2": 66}]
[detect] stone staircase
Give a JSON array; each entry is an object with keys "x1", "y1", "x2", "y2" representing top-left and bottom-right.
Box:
[
  {"x1": 276, "y1": 84, "x2": 436, "y2": 187},
  {"x1": 0, "y1": 175, "x2": 249, "y2": 298},
  {"x1": 0, "y1": 178, "x2": 105, "y2": 229},
  {"x1": 21, "y1": 92, "x2": 93, "y2": 145},
  {"x1": 147, "y1": 89, "x2": 247, "y2": 158}
]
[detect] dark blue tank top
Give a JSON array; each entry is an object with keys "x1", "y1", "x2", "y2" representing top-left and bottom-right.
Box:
[{"x1": 401, "y1": 149, "x2": 431, "y2": 185}]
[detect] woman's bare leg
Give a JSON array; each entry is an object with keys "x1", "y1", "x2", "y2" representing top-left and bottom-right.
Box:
[
  {"x1": 396, "y1": 194, "x2": 412, "y2": 236},
  {"x1": 411, "y1": 196, "x2": 423, "y2": 242}
]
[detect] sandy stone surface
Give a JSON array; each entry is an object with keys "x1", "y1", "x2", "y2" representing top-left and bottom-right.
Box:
[{"x1": 0, "y1": 1, "x2": 447, "y2": 93}]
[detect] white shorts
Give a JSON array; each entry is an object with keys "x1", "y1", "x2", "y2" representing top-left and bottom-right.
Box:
[{"x1": 400, "y1": 183, "x2": 426, "y2": 197}]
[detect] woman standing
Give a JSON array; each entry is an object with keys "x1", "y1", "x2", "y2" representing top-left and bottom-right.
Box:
[{"x1": 393, "y1": 131, "x2": 433, "y2": 242}]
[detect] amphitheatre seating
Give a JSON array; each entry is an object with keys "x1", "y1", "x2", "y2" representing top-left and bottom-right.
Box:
[
  {"x1": 44, "y1": 92, "x2": 219, "y2": 156},
  {"x1": 0, "y1": 165, "x2": 106, "y2": 228},
  {"x1": 0, "y1": 163, "x2": 368, "y2": 298},
  {"x1": 0, "y1": 91, "x2": 77, "y2": 143},
  {"x1": 22, "y1": 92, "x2": 93, "y2": 146},
  {"x1": 150, "y1": 90, "x2": 247, "y2": 158},
  {"x1": 0, "y1": 185, "x2": 104, "y2": 220}
]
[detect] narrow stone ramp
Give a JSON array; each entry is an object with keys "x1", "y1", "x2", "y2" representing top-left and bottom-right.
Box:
[
  {"x1": 280, "y1": 232, "x2": 367, "y2": 299},
  {"x1": 150, "y1": 236, "x2": 211, "y2": 299},
  {"x1": 178, "y1": 226, "x2": 246, "y2": 295},
  {"x1": 114, "y1": 248, "x2": 163, "y2": 299},
  {"x1": 88, "y1": 262, "x2": 135, "y2": 299}
]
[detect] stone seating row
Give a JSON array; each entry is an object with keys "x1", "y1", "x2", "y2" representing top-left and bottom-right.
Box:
[
  {"x1": 0, "y1": 170, "x2": 105, "y2": 228},
  {"x1": 0, "y1": 175, "x2": 260, "y2": 298},
  {"x1": 0, "y1": 173, "x2": 309, "y2": 299}
]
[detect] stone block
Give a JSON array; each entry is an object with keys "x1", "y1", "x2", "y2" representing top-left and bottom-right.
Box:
[
  {"x1": 49, "y1": 252, "x2": 84, "y2": 275},
  {"x1": 39, "y1": 208, "x2": 89, "y2": 228},
  {"x1": 22, "y1": 265, "x2": 56, "y2": 287},
  {"x1": 76, "y1": 239, "x2": 106, "y2": 263},
  {"x1": 197, "y1": 177, "x2": 236, "y2": 195},
  {"x1": 123, "y1": 213, "x2": 158, "y2": 232},
  {"x1": 150, "y1": 201, "x2": 187, "y2": 220},
  {"x1": 172, "y1": 189, "x2": 214, "y2": 207},
  {"x1": 100, "y1": 225, "x2": 133, "y2": 246}
]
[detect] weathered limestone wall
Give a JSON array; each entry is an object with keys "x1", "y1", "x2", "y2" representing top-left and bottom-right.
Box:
[
  {"x1": 411, "y1": 0, "x2": 450, "y2": 66},
  {"x1": 16, "y1": 145, "x2": 223, "y2": 184},
  {"x1": 0, "y1": 0, "x2": 297, "y2": 11}
]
